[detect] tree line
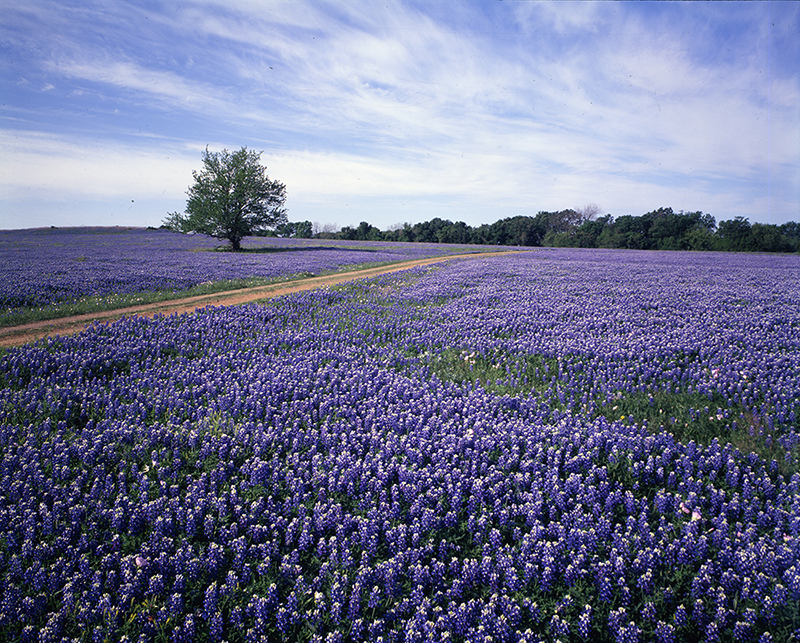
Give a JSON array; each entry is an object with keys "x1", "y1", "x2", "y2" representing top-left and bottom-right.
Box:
[{"x1": 273, "y1": 208, "x2": 800, "y2": 254}]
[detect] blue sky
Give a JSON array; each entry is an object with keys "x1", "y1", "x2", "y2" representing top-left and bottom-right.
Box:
[{"x1": 2, "y1": 1, "x2": 798, "y2": 231}]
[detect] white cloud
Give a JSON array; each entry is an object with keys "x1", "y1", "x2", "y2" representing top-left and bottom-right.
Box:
[
  {"x1": 53, "y1": 59, "x2": 231, "y2": 116},
  {"x1": 1, "y1": 0, "x2": 798, "y2": 228},
  {"x1": 0, "y1": 131, "x2": 197, "y2": 199}
]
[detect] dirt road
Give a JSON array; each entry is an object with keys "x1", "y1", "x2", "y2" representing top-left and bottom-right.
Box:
[{"x1": 1, "y1": 250, "x2": 528, "y2": 348}]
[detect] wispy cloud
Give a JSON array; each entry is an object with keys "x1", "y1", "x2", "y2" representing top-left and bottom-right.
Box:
[
  {"x1": 0, "y1": 130, "x2": 197, "y2": 198},
  {"x1": 2, "y1": 0, "x2": 798, "y2": 229}
]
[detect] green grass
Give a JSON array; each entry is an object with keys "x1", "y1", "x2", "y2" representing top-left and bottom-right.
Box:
[
  {"x1": 423, "y1": 348, "x2": 570, "y2": 398},
  {"x1": 421, "y1": 348, "x2": 800, "y2": 476},
  {"x1": 593, "y1": 390, "x2": 799, "y2": 476}
]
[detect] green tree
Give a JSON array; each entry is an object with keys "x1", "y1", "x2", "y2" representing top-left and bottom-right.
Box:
[
  {"x1": 165, "y1": 146, "x2": 287, "y2": 251},
  {"x1": 604, "y1": 215, "x2": 649, "y2": 249},
  {"x1": 412, "y1": 218, "x2": 451, "y2": 243},
  {"x1": 438, "y1": 221, "x2": 472, "y2": 244},
  {"x1": 391, "y1": 223, "x2": 415, "y2": 242},
  {"x1": 648, "y1": 210, "x2": 709, "y2": 250},
  {"x1": 685, "y1": 225, "x2": 715, "y2": 251},
  {"x1": 277, "y1": 221, "x2": 313, "y2": 238},
  {"x1": 339, "y1": 225, "x2": 357, "y2": 240},
  {"x1": 717, "y1": 216, "x2": 753, "y2": 252},
  {"x1": 573, "y1": 214, "x2": 614, "y2": 248},
  {"x1": 750, "y1": 223, "x2": 792, "y2": 253},
  {"x1": 356, "y1": 221, "x2": 383, "y2": 240},
  {"x1": 779, "y1": 222, "x2": 800, "y2": 252},
  {"x1": 479, "y1": 220, "x2": 509, "y2": 245},
  {"x1": 504, "y1": 216, "x2": 540, "y2": 246},
  {"x1": 469, "y1": 223, "x2": 492, "y2": 245},
  {"x1": 537, "y1": 209, "x2": 582, "y2": 236},
  {"x1": 275, "y1": 221, "x2": 296, "y2": 237},
  {"x1": 294, "y1": 221, "x2": 313, "y2": 238}
]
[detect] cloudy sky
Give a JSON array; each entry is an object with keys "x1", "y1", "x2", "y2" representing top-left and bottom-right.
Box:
[{"x1": 2, "y1": 1, "x2": 798, "y2": 231}]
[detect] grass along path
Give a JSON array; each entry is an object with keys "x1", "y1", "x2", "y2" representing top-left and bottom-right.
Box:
[{"x1": 0, "y1": 250, "x2": 530, "y2": 347}]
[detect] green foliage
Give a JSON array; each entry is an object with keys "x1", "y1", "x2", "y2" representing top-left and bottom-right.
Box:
[
  {"x1": 340, "y1": 221, "x2": 383, "y2": 241},
  {"x1": 328, "y1": 207, "x2": 799, "y2": 254},
  {"x1": 275, "y1": 220, "x2": 314, "y2": 238},
  {"x1": 593, "y1": 388, "x2": 740, "y2": 441},
  {"x1": 716, "y1": 216, "x2": 754, "y2": 252},
  {"x1": 165, "y1": 147, "x2": 287, "y2": 251},
  {"x1": 423, "y1": 348, "x2": 564, "y2": 397}
]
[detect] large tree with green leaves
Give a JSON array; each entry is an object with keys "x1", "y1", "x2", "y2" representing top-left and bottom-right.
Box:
[{"x1": 165, "y1": 147, "x2": 287, "y2": 251}]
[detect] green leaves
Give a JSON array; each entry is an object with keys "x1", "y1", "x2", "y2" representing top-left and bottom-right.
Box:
[{"x1": 167, "y1": 146, "x2": 287, "y2": 251}]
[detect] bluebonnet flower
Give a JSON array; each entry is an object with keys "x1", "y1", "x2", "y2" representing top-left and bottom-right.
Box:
[
  {"x1": 732, "y1": 618, "x2": 754, "y2": 642},
  {"x1": 177, "y1": 614, "x2": 196, "y2": 643},
  {"x1": 641, "y1": 601, "x2": 656, "y2": 623},
  {"x1": 167, "y1": 593, "x2": 183, "y2": 619},
  {"x1": 654, "y1": 620, "x2": 676, "y2": 643},
  {"x1": 549, "y1": 613, "x2": 569, "y2": 639},
  {"x1": 222, "y1": 570, "x2": 239, "y2": 595},
  {"x1": 672, "y1": 603, "x2": 688, "y2": 628},
  {"x1": 785, "y1": 564, "x2": 800, "y2": 599},
  {"x1": 636, "y1": 568, "x2": 654, "y2": 595},
  {"x1": 202, "y1": 582, "x2": 218, "y2": 623},
  {"x1": 615, "y1": 621, "x2": 641, "y2": 643},
  {"x1": 608, "y1": 607, "x2": 628, "y2": 635},
  {"x1": 368, "y1": 585, "x2": 382, "y2": 610},
  {"x1": 527, "y1": 600, "x2": 541, "y2": 625},
  {"x1": 576, "y1": 604, "x2": 592, "y2": 639},
  {"x1": 208, "y1": 611, "x2": 223, "y2": 642},
  {"x1": 147, "y1": 574, "x2": 164, "y2": 598}
]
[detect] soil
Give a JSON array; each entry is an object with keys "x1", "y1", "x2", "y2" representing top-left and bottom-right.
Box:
[{"x1": 1, "y1": 250, "x2": 529, "y2": 348}]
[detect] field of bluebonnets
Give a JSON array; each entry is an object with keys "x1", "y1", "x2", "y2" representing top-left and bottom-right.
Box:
[
  {"x1": 0, "y1": 227, "x2": 485, "y2": 326},
  {"x1": 2, "y1": 243, "x2": 800, "y2": 643}
]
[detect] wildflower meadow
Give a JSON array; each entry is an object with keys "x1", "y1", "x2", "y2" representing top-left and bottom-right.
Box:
[
  {"x1": 1, "y1": 244, "x2": 799, "y2": 642},
  {"x1": 0, "y1": 227, "x2": 490, "y2": 325}
]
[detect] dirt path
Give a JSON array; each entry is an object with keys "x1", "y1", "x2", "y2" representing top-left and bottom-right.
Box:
[{"x1": 1, "y1": 250, "x2": 529, "y2": 348}]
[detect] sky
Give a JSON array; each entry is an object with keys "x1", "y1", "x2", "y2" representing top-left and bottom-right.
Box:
[{"x1": 1, "y1": 0, "x2": 799, "y2": 232}]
